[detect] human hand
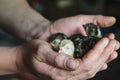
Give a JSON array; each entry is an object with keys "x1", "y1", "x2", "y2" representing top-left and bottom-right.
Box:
[
  {"x1": 16, "y1": 15, "x2": 119, "y2": 80},
  {"x1": 37, "y1": 15, "x2": 117, "y2": 70},
  {"x1": 18, "y1": 36, "x2": 119, "y2": 80},
  {"x1": 39, "y1": 15, "x2": 116, "y2": 40}
]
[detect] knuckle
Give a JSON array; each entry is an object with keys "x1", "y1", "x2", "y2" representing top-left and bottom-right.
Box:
[
  {"x1": 55, "y1": 54, "x2": 68, "y2": 68},
  {"x1": 54, "y1": 54, "x2": 63, "y2": 66},
  {"x1": 83, "y1": 64, "x2": 93, "y2": 72}
]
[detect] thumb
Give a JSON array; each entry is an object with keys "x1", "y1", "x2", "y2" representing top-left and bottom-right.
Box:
[
  {"x1": 32, "y1": 40, "x2": 79, "y2": 70},
  {"x1": 94, "y1": 15, "x2": 116, "y2": 27}
]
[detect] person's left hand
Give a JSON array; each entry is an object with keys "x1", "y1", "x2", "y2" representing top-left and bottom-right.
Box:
[
  {"x1": 39, "y1": 15, "x2": 116, "y2": 41},
  {"x1": 18, "y1": 35, "x2": 119, "y2": 80}
]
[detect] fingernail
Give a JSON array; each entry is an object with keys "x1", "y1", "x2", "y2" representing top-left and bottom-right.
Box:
[{"x1": 66, "y1": 59, "x2": 79, "y2": 70}]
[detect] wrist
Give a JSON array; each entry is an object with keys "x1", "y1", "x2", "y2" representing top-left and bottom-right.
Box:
[
  {"x1": 16, "y1": 43, "x2": 39, "y2": 77},
  {"x1": 26, "y1": 18, "x2": 51, "y2": 41},
  {"x1": 0, "y1": 46, "x2": 23, "y2": 75},
  {"x1": 0, "y1": 0, "x2": 51, "y2": 42}
]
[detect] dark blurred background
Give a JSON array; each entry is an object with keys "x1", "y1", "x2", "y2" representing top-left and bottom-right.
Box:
[
  {"x1": 33, "y1": 0, "x2": 120, "y2": 20},
  {"x1": 0, "y1": 0, "x2": 120, "y2": 80}
]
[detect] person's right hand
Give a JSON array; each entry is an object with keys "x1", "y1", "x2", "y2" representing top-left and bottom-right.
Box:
[{"x1": 18, "y1": 34, "x2": 120, "y2": 80}]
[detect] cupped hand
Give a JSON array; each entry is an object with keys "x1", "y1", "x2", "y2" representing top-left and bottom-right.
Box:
[
  {"x1": 19, "y1": 36, "x2": 119, "y2": 80},
  {"x1": 39, "y1": 15, "x2": 116, "y2": 40},
  {"x1": 38, "y1": 15, "x2": 117, "y2": 71},
  {"x1": 18, "y1": 15, "x2": 120, "y2": 80}
]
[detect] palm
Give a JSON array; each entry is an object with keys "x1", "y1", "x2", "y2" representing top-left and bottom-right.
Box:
[{"x1": 51, "y1": 15, "x2": 89, "y2": 36}]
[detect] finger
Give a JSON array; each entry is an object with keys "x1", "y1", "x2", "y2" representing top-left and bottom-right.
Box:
[
  {"x1": 95, "y1": 39, "x2": 117, "y2": 70},
  {"x1": 33, "y1": 58, "x2": 70, "y2": 80},
  {"x1": 100, "y1": 39, "x2": 116, "y2": 61},
  {"x1": 115, "y1": 40, "x2": 120, "y2": 50},
  {"x1": 33, "y1": 58, "x2": 57, "y2": 80},
  {"x1": 46, "y1": 52, "x2": 79, "y2": 70},
  {"x1": 105, "y1": 33, "x2": 115, "y2": 39},
  {"x1": 81, "y1": 38, "x2": 116, "y2": 75},
  {"x1": 106, "y1": 51, "x2": 118, "y2": 63},
  {"x1": 77, "y1": 26, "x2": 87, "y2": 36},
  {"x1": 91, "y1": 40, "x2": 117, "y2": 74},
  {"x1": 99, "y1": 63, "x2": 108, "y2": 72},
  {"x1": 99, "y1": 52, "x2": 118, "y2": 72},
  {"x1": 82, "y1": 37, "x2": 109, "y2": 63},
  {"x1": 104, "y1": 34, "x2": 120, "y2": 50},
  {"x1": 87, "y1": 52, "x2": 116, "y2": 76},
  {"x1": 93, "y1": 15, "x2": 116, "y2": 27},
  {"x1": 33, "y1": 40, "x2": 79, "y2": 70}
]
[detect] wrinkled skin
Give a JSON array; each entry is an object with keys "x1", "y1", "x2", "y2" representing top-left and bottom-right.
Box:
[
  {"x1": 0, "y1": 0, "x2": 119, "y2": 79},
  {"x1": 19, "y1": 15, "x2": 120, "y2": 80}
]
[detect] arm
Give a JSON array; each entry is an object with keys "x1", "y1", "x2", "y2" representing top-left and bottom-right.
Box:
[
  {"x1": 0, "y1": 0, "x2": 50, "y2": 42},
  {"x1": 0, "y1": 47, "x2": 19, "y2": 75},
  {"x1": 0, "y1": 0, "x2": 119, "y2": 79}
]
